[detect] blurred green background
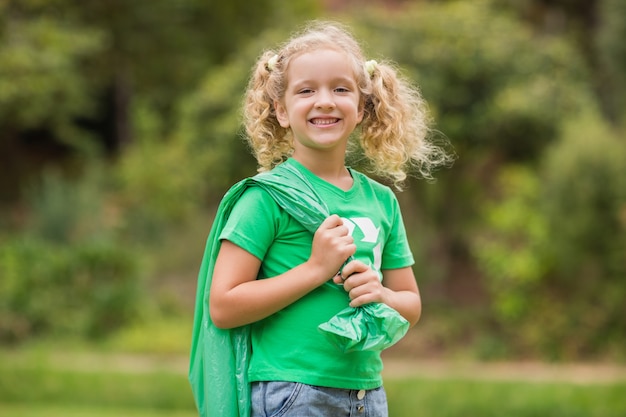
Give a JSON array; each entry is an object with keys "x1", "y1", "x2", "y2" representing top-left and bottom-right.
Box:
[{"x1": 1, "y1": 0, "x2": 625, "y2": 415}]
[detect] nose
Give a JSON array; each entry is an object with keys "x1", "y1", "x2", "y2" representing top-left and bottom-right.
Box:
[{"x1": 315, "y1": 89, "x2": 335, "y2": 110}]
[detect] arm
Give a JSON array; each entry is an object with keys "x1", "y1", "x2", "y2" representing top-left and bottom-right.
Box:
[
  {"x1": 380, "y1": 266, "x2": 422, "y2": 327},
  {"x1": 210, "y1": 214, "x2": 356, "y2": 329},
  {"x1": 333, "y1": 263, "x2": 422, "y2": 327}
]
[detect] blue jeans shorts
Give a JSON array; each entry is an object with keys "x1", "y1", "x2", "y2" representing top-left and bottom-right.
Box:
[{"x1": 251, "y1": 381, "x2": 388, "y2": 417}]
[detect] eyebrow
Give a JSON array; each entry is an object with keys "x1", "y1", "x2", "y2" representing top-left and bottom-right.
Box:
[{"x1": 290, "y1": 76, "x2": 358, "y2": 90}]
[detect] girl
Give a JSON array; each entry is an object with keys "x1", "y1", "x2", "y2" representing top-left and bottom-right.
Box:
[{"x1": 190, "y1": 21, "x2": 450, "y2": 417}]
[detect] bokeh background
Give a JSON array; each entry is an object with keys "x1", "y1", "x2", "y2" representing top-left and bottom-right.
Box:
[{"x1": 1, "y1": 0, "x2": 625, "y2": 415}]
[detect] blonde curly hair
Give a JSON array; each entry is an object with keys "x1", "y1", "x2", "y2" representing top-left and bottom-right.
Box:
[{"x1": 243, "y1": 21, "x2": 451, "y2": 188}]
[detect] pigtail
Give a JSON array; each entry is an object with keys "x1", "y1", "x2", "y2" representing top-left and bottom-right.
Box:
[
  {"x1": 360, "y1": 62, "x2": 451, "y2": 188},
  {"x1": 242, "y1": 21, "x2": 452, "y2": 183},
  {"x1": 243, "y1": 51, "x2": 293, "y2": 172}
]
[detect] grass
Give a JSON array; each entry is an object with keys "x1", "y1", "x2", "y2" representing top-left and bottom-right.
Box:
[
  {"x1": 0, "y1": 366, "x2": 193, "y2": 410},
  {"x1": 0, "y1": 404, "x2": 197, "y2": 417},
  {"x1": 1, "y1": 348, "x2": 625, "y2": 417},
  {"x1": 387, "y1": 377, "x2": 626, "y2": 417}
]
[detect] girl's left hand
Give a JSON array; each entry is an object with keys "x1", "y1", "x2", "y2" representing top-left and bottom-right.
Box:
[{"x1": 332, "y1": 260, "x2": 387, "y2": 307}]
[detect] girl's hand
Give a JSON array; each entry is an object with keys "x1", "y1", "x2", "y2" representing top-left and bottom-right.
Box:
[
  {"x1": 332, "y1": 260, "x2": 386, "y2": 307},
  {"x1": 309, "y1": 215, "x2": 356, "y2": 283}
]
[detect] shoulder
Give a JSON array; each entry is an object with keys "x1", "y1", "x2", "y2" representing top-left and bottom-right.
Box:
[
  {"x1": 233, "y1": 183, "x2": 280, "y2": 211},
  {"x1": 221, "y1": 180, "x2": 283, "y2": 223},
  {"x1": 220, "y1": 182, "x2": 283, "y2": 245},
  {"x1": 351, "y1": 169, "x2": 398, "y2": 200}
]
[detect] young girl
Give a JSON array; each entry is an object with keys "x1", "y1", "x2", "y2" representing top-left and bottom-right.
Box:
[{"x1": 189, "y1": 21, "x2": 450, "y2": 417}]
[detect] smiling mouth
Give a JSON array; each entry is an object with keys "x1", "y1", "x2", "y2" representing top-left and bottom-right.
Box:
[{"x1": 309, "y1": 118, "x2": 339, "y2": 125}]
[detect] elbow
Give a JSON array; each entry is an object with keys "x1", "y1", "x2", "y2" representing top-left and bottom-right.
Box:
[
  {"x1": 209, "y1": 298, "x2": 234, "y2": 329},
  {"x1": 210, "y1": 308, "x2": 232, "y2": 329},
  {"x1": 408, "y1": 304, "x2": 421, "y2": 328},
  {"x1": 404, "y1": 286, "x2": 422, "y2": 328},
  {"x1": 209, "y1": 311, "x2": 225, "y2": 329},
  {"x1": 407, "y1": 294, "x2": 422, "y2": 328}
]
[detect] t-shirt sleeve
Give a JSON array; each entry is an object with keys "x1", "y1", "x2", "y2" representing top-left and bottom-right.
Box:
[
  {"x1": 219, "y1": 186, "x2": 281, "y2": 261},
  {"x1": 381, "y1": 192, "x2": 415, "y2": 270}
]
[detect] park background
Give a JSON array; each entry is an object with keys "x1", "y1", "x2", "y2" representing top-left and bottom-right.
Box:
[{"x1": 1, "y1": 0, "x2": 625, "y2": 415}]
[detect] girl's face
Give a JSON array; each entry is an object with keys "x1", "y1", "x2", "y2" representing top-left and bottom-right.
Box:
[{"x1": 275, "y1": 48, "x2": 363, "y2": 158}]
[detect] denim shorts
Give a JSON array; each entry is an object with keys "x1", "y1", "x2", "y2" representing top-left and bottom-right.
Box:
[{"x1": 251, "y1": 381, "x2": 388, "y2": 417}]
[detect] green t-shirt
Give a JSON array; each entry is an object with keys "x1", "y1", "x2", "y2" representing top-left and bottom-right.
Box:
[{"x1": 219, "y1": 158, "x2": 414, "y2": 390}]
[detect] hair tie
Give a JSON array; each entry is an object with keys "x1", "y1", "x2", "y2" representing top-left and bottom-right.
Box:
[
  {"x1": 266, "y1": 54, "x2": 279, "y2": 72},
  {"x1": 365, "y1": 60, "x2": 378, "y2": 77}
]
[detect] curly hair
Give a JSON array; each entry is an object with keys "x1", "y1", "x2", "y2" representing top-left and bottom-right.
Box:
[{"x1": 243, "y1": 21, "x2": 451, "y2": 188}]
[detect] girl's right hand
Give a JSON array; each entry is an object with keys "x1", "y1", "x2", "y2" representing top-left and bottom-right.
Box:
[{"x1": 309, "y1": 214, "x2": 356, "y2": 282}]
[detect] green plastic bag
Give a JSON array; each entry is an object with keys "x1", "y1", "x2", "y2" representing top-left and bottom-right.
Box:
[
  {"x1": 188, "y1": 179, "x2": 253, "y2": 417},
  {"x1": 318, "y1": 303, "x2": 409, "y2": 353},
  {"x1": 189, "y1": 161, "x2": 409, "y2": 416}
]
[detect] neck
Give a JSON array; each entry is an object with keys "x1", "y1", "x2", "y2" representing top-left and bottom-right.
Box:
[{"x1": 292, "y1": 151, "x2": 353, "y2": 190}]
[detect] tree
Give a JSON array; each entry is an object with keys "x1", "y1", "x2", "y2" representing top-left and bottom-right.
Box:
[
  {"x1": 498, "y1": 0, "x2": 626, "y2": 125},
  {"x1": 349, "y1": 1, "x2": 593, "y2": 290},
  {"x1": 0, "y1": 0, "x2": 320, "y2": 201},
  {"x1": 0, "y1": 3, "x2": 104, "y2": 201}
]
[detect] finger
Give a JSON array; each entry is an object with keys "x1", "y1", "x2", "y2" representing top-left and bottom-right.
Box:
[
  {"x1": 340, "y1": 259, "x2": 366, "y2": 279},
  {"x1": 349, "y1": 295, "x2": 371, "y2": 308},
  {"x1": 341, "y1": 273, "x2": 357, "y2": 292},
  {"x1": 333, "y1": 267, "x2": 353, "y2": 287},
  {"x1": 348, "y1": 287, "x2": 383, "y2": 307},
  {"x1": 332, "y1": 273, "x2": 344, "y2": 285},
  {"x1": 339, "y1": 263, "x2": 351, "y2": 280},
  {"x1": 319, "y1": 214, "x2": 343, "y2": 230}
]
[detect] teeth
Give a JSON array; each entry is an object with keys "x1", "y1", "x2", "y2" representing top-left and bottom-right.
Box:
[{"x1": 311, "y1": 118, "x2": 338, "y2": 125}]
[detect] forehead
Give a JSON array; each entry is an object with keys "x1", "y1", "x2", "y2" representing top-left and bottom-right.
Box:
[{"x1": 286, "y1": 48, "x2": 358, "y2": 85}]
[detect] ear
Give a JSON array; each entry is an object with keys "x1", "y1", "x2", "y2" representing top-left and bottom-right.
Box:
[
  {"x1": 357, "y1": 105, "x2": 364, "y2": 124},
  {"x1": 356, "y1": 102, "x2": 365, "y2": 124},
  {"x1": 274, "y1": 100, "x2": 290, "y2": 128}
]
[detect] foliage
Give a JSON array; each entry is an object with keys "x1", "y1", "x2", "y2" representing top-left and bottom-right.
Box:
[
  {"x1": 114, "y1": 54, "x2": 258, "y2": 242},
  {"x1": 105, "y1": 316, "x2": 192, "y2": 355},
  {"x1": 0, "y1": 11, "x2": 103, "y2": 151},
  {"x1": 355, "y1": 0, "x2": 591, "y2": 161},
  {"x1": 0, "y1": 238, "x2": 142, "y2": 343},
  {"x1": 345, "y1": 1, "x2": 596, "y2": 296},
  {"x1": 1, "y1": 0, "x2": 625, "y2": 361},
  {"x1": 113, "y1": 27, "x2": 296, "y2": 241},
  {"x1": 596, "y1": 0, "x2": 626, "y2": 122},
  {"x1": 472, "y1": 111, "x2": 626, "y2": 359},
  {"x1": 498, "y1": 0, "x2": 626, "y2": 125},
  {"x1": 0, "y1": 0, "x2": 321, "y2": 192},
  {"x1": 0, "y1": 158, "x2": 151, "y2": 344},
  {"x1": 24, "y1": 167, "x2": 112, "y2": 244},
  {"x1": 473, "y1": 166, "x2": 549, "y2": 325},
  {"x1": 0, "y1": 163, "x2": 155, "y2": 343},
  {"x1": 0, "y1": 1, "x2": 319, "y2": 345},
  {"x1": 114, "y1": 135, "x2": 208, "y2": 241},
  {"x1": 539, "y1": 113, "x2": 626, "y2": 358},
  {"x1": 543, "y1": 115, "x2": 626, "y2": 276}
]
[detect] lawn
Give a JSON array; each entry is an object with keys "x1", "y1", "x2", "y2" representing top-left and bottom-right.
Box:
[
  {"x1": 1, "y1": 349, "x2": 625, "y2": 417},
  {"x1": 0, "y1": 404, "x2": 197, "y2": 417},
  {"x1": 386, "y1": 377, "x2": 626, "y2": 417}
]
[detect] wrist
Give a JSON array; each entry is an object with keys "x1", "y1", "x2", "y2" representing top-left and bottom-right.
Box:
[{"x1": 300, "y1": 260, "x2": 335, "y2": 287}]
